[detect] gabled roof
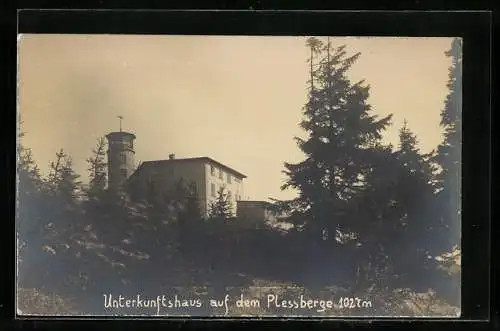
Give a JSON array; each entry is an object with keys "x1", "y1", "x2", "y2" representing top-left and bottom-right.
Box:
[{"x1": 130, "y1": 157, "x2": 247, "y2": 179}]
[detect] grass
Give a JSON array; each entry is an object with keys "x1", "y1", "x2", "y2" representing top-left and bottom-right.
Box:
[
  {"x1": 17, "y1": 210, "x2": 461, "y2": 318},
  {"x1": 17, "y1": 288, "x2": 78, "y2": 316},
  {"x1": 16, "y1": 283, "x2": 460, "y2": 318}
]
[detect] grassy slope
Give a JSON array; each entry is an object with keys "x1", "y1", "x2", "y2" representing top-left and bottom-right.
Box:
[{"x1": 17, "y1": 202, "x2": 460, "y2": 317}]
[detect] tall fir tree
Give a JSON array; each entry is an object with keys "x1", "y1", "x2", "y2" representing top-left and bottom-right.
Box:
[
  {"x1": 352, "y1": 121, "x2": 437, "y2": 288},
  {"x1": 16, "y1": 122, "x2": 46, "y2": 263},
  {"x1": 86, "y1": 137, "x2": 107, "y2": 199},
  {"x1": 45, "y1": 149, "x2": 66, "y2": 195},
  {"x1": 394, "y1": 120, "x2": 436, "y2": 223},
  {"x1": 17, "y1": 129, "x2": 43, "y2": 201},
  {"x1": 433, "y1": 38, "x2": 462, "y2": 251},
  {"x1": 392, "y1": 122, "x2": 437, "y2": 276},
  {"x1": 45, "y1": 149, "x2": 82, "y2": 206},
  {"x1": 17, "y1": 123, "x2": 44, "y2": 237},
  {"x1": 58, "y1": 156, "x2": 83, "y2": 205},
  {"x1": 278, "y1": 37, "x2": 392, "y2": 240}
]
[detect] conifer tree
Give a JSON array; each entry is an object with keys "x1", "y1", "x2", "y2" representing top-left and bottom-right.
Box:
[
  {"x1": 58, "y1": 156, "x2": 82, "y2": 205},
  {"x1": 395, "y1": 120, "x2": 436, "y2": 215},
  {"x1": 45, "y1": 149, "x2": 66, "y2": 196},
  {"x1": 433, "y1": 38, "x2": 462, "y2": 251},
  {"x1": 278, "y1": 37, "x2": 392, "y2": 239},
  {"x1": 208, "y1": 186, "x2": 233, "y2": 221},
  {"x1": 18, "y1": 141, "x2": 43, "y2": 201},
  {"x1": 17, "y1": 123, "x2": 44, "y2": 240},
  {"x1": 353, "y1": 121, "x2": 436, "y2": 287},
  {"x1": 17, "y1": 121, "x2": 43, "y2": 199},
  {"x1": 392, "y1": 122, "x2": 436, "y2": 272},
  {"x1": 45, "y1": 149, "x2": 82, "y2": 206},
  {"x1": 17, "y1": 123, "x2": 45, "y2": 264},
  {"x1": 86, "y1": 137, "x2": 107, "y2": 199}
]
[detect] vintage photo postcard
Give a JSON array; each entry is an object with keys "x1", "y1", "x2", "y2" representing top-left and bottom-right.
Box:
[{"x1": 16, "y1": 34, "x2": 461, "y2": 317}]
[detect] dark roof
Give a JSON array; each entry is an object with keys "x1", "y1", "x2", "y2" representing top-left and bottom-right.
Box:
[
  {"x1": 133, "y1": 157, "x2": 246, "y2": 179},
  {"x1": 237, "y1": 200, "x2": 268, "y2": 205},
  {"x1": 237, "y1": 200, "x2": 274, "y2": 207},
  {"x1": 237, "y1": 200, "x2": 277, "y2": 210},
  {"x1": 106, "y1": 131, "x2": 136, "y2": 140}
]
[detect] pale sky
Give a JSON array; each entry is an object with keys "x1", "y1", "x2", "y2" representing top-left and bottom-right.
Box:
[{"x1": 17, "y1": 35, "x2": 454, "y2": 201}]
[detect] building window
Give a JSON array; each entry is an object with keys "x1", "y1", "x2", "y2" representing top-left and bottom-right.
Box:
[
  {"x1": 235, "y1": 178, "x2": 241, "y2": 183},
  {"x1": 227, "y1": 173, "x2": 231, "y2": 184},
  {"x1": 210, "y1": 165, "x2": 215, "y2": 176},
  {"x1": 120, "y1": 169, "x2": 127, "y2": 178},
  {"x1": 211, "y1": 183, "x2": 216, "y2": 197},
  {"x1": 219, "y1": 169, "x2": 223, "y2": 179},
  {"x1": 228, "y1": 190, "x2": 232, "y2": 201},
  {"x1": 119, "y1": 153, "x2": 126, "y2": 163}
]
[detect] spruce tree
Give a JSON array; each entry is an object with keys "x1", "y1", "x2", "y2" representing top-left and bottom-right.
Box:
[
  {"x1": 45, "y1": 149, "x2": 82, "y2": 207},
  {"x1": 353, "y1": 121, "x2": 436, "y2": 288},
  {"x1": 17, "y1": 122, "x2": 43, "y2": 200},
  {"x1": 208, "y1": 186, "x2": 233, "y2": 221},
  {"x1": 17, "y1": 124, "x2": 44, "y2": 245},
  {"x1": 392, "y1": 122, "x2": 437, "y2": 279},
  {"x1": 18, "y1": 140, "x2": 43, "y2": 202},
  {"x1": 433, "y1": 38, "x2": 462, "y2": 251},
  {"x1": 45, "y1": 149, "x2": 66, "y2": 196},
  {"x1": 278, "y1": 37, "x2": 392, "y2": 240},
  {"x1": 58, "y1": 156, "x2": 83, "y2": 206},
  {"x1": 86, "y1": 137, "x2": 107, "y2": 200},
  {"x1": 394, "y1": 120, "x2": 436, "y2": 225}
]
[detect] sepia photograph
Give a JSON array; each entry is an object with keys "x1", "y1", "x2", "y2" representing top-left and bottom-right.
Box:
[{"x1": 16, "y1": 34, "x2": 461, "y2": 317}]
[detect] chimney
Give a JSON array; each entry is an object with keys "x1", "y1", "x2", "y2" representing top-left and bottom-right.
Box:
[{"x1": 169, "y1": 153, "x2": 175, "y2": 160}]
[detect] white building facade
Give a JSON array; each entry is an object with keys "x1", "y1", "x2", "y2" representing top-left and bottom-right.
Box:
[{"x1": 125, "y1": 154, "x2": 246, "y2": 218}]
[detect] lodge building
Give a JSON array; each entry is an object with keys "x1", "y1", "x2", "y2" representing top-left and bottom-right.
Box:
[{"x1": 105, "y1": 128, "x2": 274, "y2": 221}]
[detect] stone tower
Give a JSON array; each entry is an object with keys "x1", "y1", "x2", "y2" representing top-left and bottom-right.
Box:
[{"x1": 106, "y1": 130, "x2": 136, "y2": 191}]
